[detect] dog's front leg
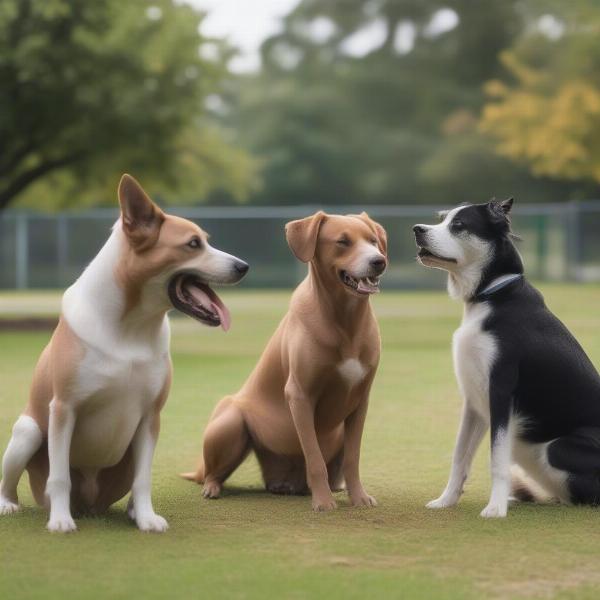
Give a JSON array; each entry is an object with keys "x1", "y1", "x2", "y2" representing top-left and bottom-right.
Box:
[
  {"x1": 427, "y1": 404, "x2": 488, "y2": 509},
  {"x1": 130, "y1": 412, "x2": 168, "y2": 532},
  {"x1": 480, "y1": 378, "x2": 515, "y2": 518},
  {"x1": 343, "y1": 377, "x2": 377, "y2": 507},
  {"x1": 46, "y1": 399, "x2": 77, "y2": 532},
  {"x1": 285, "y1": 378, "x2": 336, "y2": 512}
]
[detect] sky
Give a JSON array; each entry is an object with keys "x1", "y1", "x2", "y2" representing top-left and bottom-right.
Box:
[
  {"x1": 181, "y1": 0, "x2": 301, "y2": 72},
  {"x1": 178, "y1": 1, "x2": 463, "y2": 73}
]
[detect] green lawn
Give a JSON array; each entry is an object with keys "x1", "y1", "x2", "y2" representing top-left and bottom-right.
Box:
[{"x1": 1, "y1": 286, "x2": 600, "y2": 599}]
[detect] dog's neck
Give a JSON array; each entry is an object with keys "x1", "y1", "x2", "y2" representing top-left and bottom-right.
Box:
[
  {"x1": 307, "y1": 264, "x2": 371, "y2": 331},
  {"x1": 62, "y1": 223, "x2": 169, "y2": 351},
  {"x1": 449, "y1": 237, "x2": 524, "y2": 304}
]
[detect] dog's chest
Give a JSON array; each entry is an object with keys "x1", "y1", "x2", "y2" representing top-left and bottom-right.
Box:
[
  {"x1": 453, "y1": 302, "x2": 497, "y2": 419},
  {"x1": 337, "y1": 358, "x2": 367, "y2": 387},
  {"x1": 69, "y1": 345, "x2": 169, "y2": 468}
]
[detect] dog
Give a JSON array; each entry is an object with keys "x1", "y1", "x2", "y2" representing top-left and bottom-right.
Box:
[
  {"x1": 182, "y1": 211, "x2": 387, "y2": 511},
  {"x1": 414, "y1": 198, "x2": 600, "y2": 517},
  {"x1": 0, "y1": 174, "x2": 248, "y2": 532}
]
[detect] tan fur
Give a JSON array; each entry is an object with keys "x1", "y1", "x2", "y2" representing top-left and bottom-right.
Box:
[
  {"x1": 184, "y1": 212, "x2": 387, "y2": 511},
  {"x1": 11, "y1": 175, "x2": 220, "y2": 519}
]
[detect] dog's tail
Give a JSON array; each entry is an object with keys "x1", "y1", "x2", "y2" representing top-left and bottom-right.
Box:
[
  {"x1": 510, "y1": 465, "x2": 551, "y2": 503},
  {"x1": 179, "y1": 463, "x2": 205, "y2": 484}
]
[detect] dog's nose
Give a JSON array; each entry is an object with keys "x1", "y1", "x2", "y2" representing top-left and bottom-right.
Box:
[
  {"x1": 370, "y1": 257, "x2": 386, "y2": 274},
  {"x1": 413, "y1": 225, "x2": 427, "y2": 235},
  {"x1": 234, "y1": 260, "x2": 249, "y2": 276}
]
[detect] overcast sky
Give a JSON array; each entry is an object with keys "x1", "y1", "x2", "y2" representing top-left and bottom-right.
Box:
[
  {"x1": 178, "y1": 1, "x2": 470, "y2": 73},
  {"x1": 181, "y1": 0, "x2": 301, "y2": 72}
]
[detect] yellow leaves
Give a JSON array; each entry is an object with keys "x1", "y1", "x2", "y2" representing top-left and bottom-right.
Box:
[{"x1": 480, "y1": 51, "x2": 600, "y2": 182}]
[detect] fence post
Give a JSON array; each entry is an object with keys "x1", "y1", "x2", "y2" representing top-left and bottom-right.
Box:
[
  {"x1": 565, "y1": 201, "x2": 582, "y2": 282},
  {"x1": 57, "y1": 214, "x2": 68, "y2": 287},
  {"x1": 15, "y1": 213, "x2": 29, "y2": 289}
]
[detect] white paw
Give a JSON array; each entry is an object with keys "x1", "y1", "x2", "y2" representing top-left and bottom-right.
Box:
[
  {"x1": 480, "y1": 503, "x2": 507, "y2": 518},
  {"x1": 426, "y1": 495, "x2": 458, "y2": 509},
  {"x1": 0, "y1": 496, "x2": 20, "y2": 515},
  {"x1": 47, "y1": 514, "x2": 77, "y2": 532},
  {"x1": 136, "y1": 512, "x2": 169, "y2": 533}
]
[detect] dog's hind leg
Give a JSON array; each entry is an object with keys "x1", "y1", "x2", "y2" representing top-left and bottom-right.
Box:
[
  {"x1": 0, "y1": 415, "x2": 43, "y2": 514},
  {"x1": 547, "y1": 427, "x2": 600, "y2": 505},
  {"x1": 182, "y1": 397, "x2": 250, "y2": 499},
  {"x1": 327, "y1": 448, "x2": 345, "y2": 492}
]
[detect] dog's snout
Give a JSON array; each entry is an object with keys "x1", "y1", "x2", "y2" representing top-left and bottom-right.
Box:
[
  {"x1": 234, "y1": 260, "x2": 249, "y2": 277},
  {"x1": 369, "y1": 257, "x2": 386, "y2": 274},
  {"x1": 413, "y1": 225, "x2": 427, "y2": 235}
]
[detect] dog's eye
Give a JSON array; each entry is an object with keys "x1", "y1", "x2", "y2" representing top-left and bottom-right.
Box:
[
  {"x1": 187, "y1": 237, "x2": 202, "y2": 250},
  {"x1": 370, "y1": 237, "x2": 378, "y2": 245},
  {"x1": 452, "y1": 219, "x2": 464, "y2": 229},
  {"x1": 336, "y1": 237, "x2": 351, "y2": 247}
]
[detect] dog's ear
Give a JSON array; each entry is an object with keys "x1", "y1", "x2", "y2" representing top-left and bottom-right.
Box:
[
  {"x1": 118, "y1": 174, "x2": 164, "y2": 250},
  {"x1": 356, "y1": 212, "x2": 388, "y2": 256},
  {"x1": 285, "y1": 211, "x2": 327, "y2": 262},
  {"x1": 500, "y1": 197, "x2": 514, "y2": 214},
  {"x1": 487, "y1": 197, "x2": 514, "y2": 223}
]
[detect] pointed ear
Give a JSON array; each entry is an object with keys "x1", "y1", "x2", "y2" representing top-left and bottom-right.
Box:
[
  {"x1": 500, "y1": 197, "x2": 514, "y2": 214},
  {"x1": 118, "y1": 174, "x2": 164, "y2": 250},
  {"x1": 356, "y1": 211, "x2": 388, "y2": 256},
  {"x1": 285, "y1": 211, "x2": 327, "y2": 262}
]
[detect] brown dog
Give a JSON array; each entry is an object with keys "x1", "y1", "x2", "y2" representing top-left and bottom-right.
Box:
[{"x1": 182, "y1": 211, "x2": 387, "y2": 511}]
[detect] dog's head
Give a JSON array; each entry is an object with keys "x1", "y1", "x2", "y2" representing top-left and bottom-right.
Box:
[
  {"x1": 413, "y1": 198, "x2": 515, "y2": 274},
  {"x1": 286, "y1": 211, "x2": 387, "y2": 297},
  {"x1": 117, "y1": 174, "x2": 248, "y2": 330}
]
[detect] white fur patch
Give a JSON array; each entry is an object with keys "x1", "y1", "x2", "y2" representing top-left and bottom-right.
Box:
[
  {"x1": 453, "y1": 302, "x2": 496, "y2": 420},
  {"x1": 337, "y1": 359, "x2": 366, "y2": 387}
]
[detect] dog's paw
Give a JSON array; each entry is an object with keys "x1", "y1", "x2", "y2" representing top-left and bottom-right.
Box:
[
  {"x1": 127, "y1": 500, "x2": 136, "y2": 521},
  {"x1": 350, "y1": 491, "x2": 378, "y2": 508},
  {"x1": 426, "y1": 495, "x2": 458, "y2": 509},
  {"x1": 480, "y1": 503, "x2": 507, "y2": 518},
  {"x1": 0, "y1": 496, "x2": 20, "y2": 515},
  {"x1": 136, "y1": 512, "x2": 169, "y2": 533},
  {"x1": 312, "y1": 495, "x2": 337, "y2": 512},
  {"x1": 47, "y1": 514, "x2": 77, "y2": 533},
  {"x1": 202, "y1": 481, "x2": 221, "y2": 499}
]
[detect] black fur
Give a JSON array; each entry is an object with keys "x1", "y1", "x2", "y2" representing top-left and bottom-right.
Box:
[{"x1": 470, "y1": 203, "x2": 600, "y2": 505}]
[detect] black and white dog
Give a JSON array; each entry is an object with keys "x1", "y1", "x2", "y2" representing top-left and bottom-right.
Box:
[{"x1": 413, "y1": 198, "x2": 600, "y2": 518}]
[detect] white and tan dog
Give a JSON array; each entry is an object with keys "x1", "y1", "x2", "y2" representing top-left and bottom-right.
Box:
[{"x1": 0, "y1": 174, "x2": 248, "y2": 532}]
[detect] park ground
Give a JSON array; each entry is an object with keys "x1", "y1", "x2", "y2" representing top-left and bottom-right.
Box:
[{"x1": 1, "y1": 286, "x2": 600, "y2": 599}]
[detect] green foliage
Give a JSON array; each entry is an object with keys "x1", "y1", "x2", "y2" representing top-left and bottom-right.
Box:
[
  {"x1": 0, "y1": 0, "x2": 258, "y2": 210},
  {"x1": 231, "y1": 0, "x2": 590, "y2": 205},
  {"x1": 481, "y1": 3, "x2": 600, "y2": 184}
]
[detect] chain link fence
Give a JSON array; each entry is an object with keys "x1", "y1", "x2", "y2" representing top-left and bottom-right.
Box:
[{"x1": 1, "y1": 202, "x2": 600, "y2": 290}]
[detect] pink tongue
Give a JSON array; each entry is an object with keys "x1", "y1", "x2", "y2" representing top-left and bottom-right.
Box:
[
  {"x1": 189, "y1": 285, "x2": 231, "y2": 331},
  {"x1": 357, "y1": 279, "x2": 379, "y2": 294}
]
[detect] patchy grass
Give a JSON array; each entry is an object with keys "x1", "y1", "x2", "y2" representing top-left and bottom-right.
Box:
[{"x1": 1, "y1": 285, "x2": 600, "y2": 599}]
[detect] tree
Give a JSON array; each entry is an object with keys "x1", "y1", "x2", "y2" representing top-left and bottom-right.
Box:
[
  {"x1": 480, "y1": 3, "x2": 600, "y2": 185},
  {"x1": 230, "y1": 0, "x2": 584, "y2": 205},
  {"x1": 0, "y1": 0, "x2": 258, "y2": 210}
]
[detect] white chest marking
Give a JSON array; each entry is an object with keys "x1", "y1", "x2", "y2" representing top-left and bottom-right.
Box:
[
  {"x1": 453, "y1": 302, "x2": 496, "y2": 419},
  {"x1": 337, "y1": 358, "x2": 367, "y2": 387}
]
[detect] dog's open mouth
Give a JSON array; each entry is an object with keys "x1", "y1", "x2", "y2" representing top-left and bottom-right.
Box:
[
  {"x1": 339, "y1": 270, "x2": 381, "y2": 295},
  {"x1": 168, "y1": 273, "x2": 231, "y2": 331},
  {"x1": 417, "y1": 247, "x2": 457, "y2": 264}
]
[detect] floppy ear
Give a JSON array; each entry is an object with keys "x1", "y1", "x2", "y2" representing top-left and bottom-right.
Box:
[
  {"x1": 357, "y1": 212, "x2": 388, "y2": 256},
  {"x1": 118, "y1": 174, "x2": 164, "y2": 250},
  {"x1": 285, "y1": 211, "x2": 327, "y2": 262}
]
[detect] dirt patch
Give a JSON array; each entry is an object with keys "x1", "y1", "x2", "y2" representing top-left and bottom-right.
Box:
[{"x1": 0, "y1": 317, "x2": 58, "y2": 331}]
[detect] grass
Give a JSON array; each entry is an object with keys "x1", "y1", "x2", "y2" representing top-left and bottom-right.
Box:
[{"x1": 1, "y1": 285, "x2": 600, "y2": 599}]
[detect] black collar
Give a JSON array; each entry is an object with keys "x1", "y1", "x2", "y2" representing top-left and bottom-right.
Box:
[{"x1": 476, "y1": 273, "x2": 523, "y2": 300}]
